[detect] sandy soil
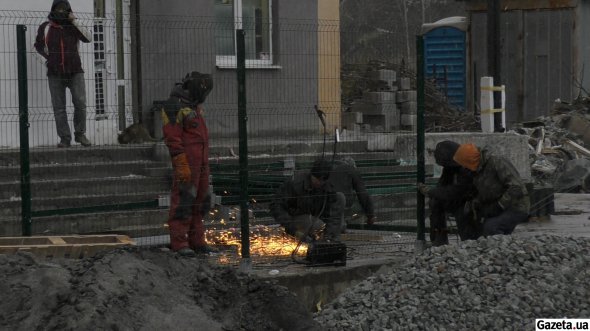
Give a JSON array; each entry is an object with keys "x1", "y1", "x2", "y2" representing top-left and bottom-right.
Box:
[{"x1": 0, "y1": 248, "x2": 321, "y2": 331}]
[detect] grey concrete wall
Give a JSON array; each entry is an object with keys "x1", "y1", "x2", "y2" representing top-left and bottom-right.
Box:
[
  {"x1": 138, "y1": 0, "x2": 321, "y2": 138},
  {"x1": 575, "y1": 3, "x2": 590, "y2": 98},
  {"x1": 367, "y1": 132, "x2": 531, "y2": 180},
  {"x1": 469, "y1": 8, "x2": 576, "y2": 128}
]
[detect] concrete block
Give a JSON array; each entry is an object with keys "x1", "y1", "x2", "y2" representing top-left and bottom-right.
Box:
[
  {"x1": 367, "y1": 132, "x2": 402, "y2": 151},
  {"x1": 398, "y1": 77, "x2": 411, "y2": 90},
  {"x1": 399, "y1": 101, "x2": 417, "y2": 115},
  {"x1": 367, "y1": 79, "x2": 398, "y2": 92},
  {"x1": 363, "y1": 110, "x2": 401, "y2": 132},
  {"x1": 341, "y1": 112, "x2": 363, "y2": 129},
  {"x1": 363, "y1": 91, "x2": 396, "y2": 104},
  {"x1": 401, "y1": 114, "x2": 417, "y2": 127},
  {"x1": 396, "y1": 90, "x2": 417, "y2": 103},
  {"x1": 369, "y1": 69, "x2": 396, "y2": 82},
  {"x1": 352, "y1": 101, "x2": 397, "y2": 116},
  {"x1": 568, "y1": 115, "x2": 590, "y2": 147}
]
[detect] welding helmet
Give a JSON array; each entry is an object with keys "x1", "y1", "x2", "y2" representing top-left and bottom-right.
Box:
[{"x1": 182, "y1": 72, "x2": 213, "y2": 105}]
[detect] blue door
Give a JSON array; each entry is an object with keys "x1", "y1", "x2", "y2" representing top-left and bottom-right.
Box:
[{"x1": 424, "y1": 27, "x2": 466, "y2": 110}]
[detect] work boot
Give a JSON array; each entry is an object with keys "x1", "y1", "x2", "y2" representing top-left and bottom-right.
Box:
[
  {"x1": 75, "y1": 134, "x2": 92, "y2": 147},
  {"x1": 193, "y1": 245, "x2": 219, "y2": 255},
  {"x1": 57, "y1": 138, "x2": 71, "y2": 148},
  {"x1": 432, "y1": 229, "x2": 449, "y2": 247},
  {"x1": 177, "y1": 247, "x2": 196, "y2": 257}
]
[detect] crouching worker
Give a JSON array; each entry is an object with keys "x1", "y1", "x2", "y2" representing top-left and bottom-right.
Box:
[
  {"x1": 329, "y1": 158, "x2": 376, "y2": 232},
  {"x1": 270, "y1": 159, "x2": 346, "y2": 242},
  {"x1": 417, "y1": 141, "x2": 478, "y2": 245},
  {"x1": 453, "y1": 143, "x2": 530, "y2": 236},
  {"x1": 161, "y1": 72, "x2": 215, "y2": 257}
]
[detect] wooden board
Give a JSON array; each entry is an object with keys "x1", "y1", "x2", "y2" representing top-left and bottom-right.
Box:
[{"x1": 0, "y1": 235, "x2": 135, "y2": 259}]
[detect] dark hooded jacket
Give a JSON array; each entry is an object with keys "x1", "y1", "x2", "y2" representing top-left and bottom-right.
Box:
[
  {"x1": 34, "y1": 0, "x2": 91, "y2": 75},
  {"x1": 328, "y1": 160, "x2": 375, "y2": 217},
  {"x1": 270, "y1": 171, "x2": 340, "y2": 228},
  {"x1": 429, "y1": 141, "x2": 476, "y2": 206}
]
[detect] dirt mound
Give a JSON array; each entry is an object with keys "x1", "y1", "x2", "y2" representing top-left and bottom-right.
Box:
[{"x1": 0, "y1": 248, "x2": 321, "y2": 331}]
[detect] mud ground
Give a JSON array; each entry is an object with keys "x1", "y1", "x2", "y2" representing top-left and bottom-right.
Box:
[{"x1": 0, "y1": 248, "x2": 321, "y2": 331}]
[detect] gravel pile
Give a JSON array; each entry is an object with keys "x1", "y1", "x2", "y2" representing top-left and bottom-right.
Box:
[{"x1": 315, "y1": 235, "x2": 590, "y2": 330}]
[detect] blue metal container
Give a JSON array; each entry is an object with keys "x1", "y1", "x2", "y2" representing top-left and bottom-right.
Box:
[{"x1": 422, "y1": 18, "x2": 467, "y2": 110}]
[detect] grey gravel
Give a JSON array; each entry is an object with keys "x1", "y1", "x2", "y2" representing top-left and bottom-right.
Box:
[{"x1": 315, "y1": 235, "x2": 590, "y2": 330}]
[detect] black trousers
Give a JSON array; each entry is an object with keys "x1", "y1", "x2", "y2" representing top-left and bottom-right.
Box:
[
  {"x1": 429, "y1": 198, "x2": 482, "y2": 241},
  {"x1": 483, "y1": 210, "x2": 528, "y2": 236}
]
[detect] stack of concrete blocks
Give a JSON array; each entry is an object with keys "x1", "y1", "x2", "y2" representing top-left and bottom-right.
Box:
[
  {"x1": 397, "y1": 77, "x2": 418, "y2": 131},
  {"x1": 343, "y1": 69, "x2": 400, "y2": 132}
]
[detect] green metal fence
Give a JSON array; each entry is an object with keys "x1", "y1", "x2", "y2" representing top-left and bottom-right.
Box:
[{"x1": 0, "y1": 8, "x2": 429, "y2": 266}]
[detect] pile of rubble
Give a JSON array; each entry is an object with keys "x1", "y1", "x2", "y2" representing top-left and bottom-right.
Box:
[
  {"x1": 513, "y1": 97, "x2": 590, "y2": 192},
  {"x1": 315, "y1": 234, "x2": 590, "y2": 330}
]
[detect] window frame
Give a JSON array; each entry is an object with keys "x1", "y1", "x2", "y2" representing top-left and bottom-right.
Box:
[{"x1": 215, "y1": 0, "x2": 274, "y2": 69}]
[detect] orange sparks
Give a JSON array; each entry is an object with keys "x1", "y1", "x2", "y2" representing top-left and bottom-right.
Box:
[{"x1": 206, "y1": 225, "x2": 307, "y2": 257}]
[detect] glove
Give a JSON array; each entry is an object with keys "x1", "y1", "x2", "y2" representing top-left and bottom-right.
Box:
[
  {"x1": 366, "y1": 215, "x2": 376, "y2": 225},
  {"x1": 200, "y1": 194, "x2": 212, "y2": 215},
  {"x1": 417, "y1": 183, "x2": 430, "y2": 196},
  {"x1": 172, "y1": 153, "x2": 191, "y2": 183}
]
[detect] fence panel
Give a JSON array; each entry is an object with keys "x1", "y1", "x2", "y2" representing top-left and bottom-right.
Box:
[{"x1": 0, "y1": 8, "x2": 424, "y2": 267}]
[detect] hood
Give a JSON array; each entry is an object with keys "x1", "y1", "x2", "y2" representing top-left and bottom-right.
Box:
[
  {"x1": 51, "y1": 0, "x2": 71, "y2": 12},
  {"x1": 49, "y1": 0, "x2": 72, "y2": 22},
  {"x1": 433, "y1": 140, "x2": 460, "y2": 168}
]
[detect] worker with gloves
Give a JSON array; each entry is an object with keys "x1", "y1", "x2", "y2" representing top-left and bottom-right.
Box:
[
  {"x1": 452, "y1": 143, "x2": 530, "y2": 236},
  {"x1": 328, "y1": 158, "x2": 376, "y2": 232},
  {"x1": 270, "y1": 159, "x2": 346, "y2": 242},
  {"x1": 161, "y1": 72, "x2": 215, "y2": 257},
  {"x1": 417, "y1": 141, "x2": 478, "y2": 245}
]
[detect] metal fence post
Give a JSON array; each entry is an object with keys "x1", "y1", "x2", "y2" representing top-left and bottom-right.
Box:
[
  {"x1": 236, "y1": 29, "x2": 251, "y2": 271},
  {"x1": 16, "y1": 24, "x2": 32, "y2": 236},
  {"x1": 416, "y1": 35, "x2": 426, "y2": 249}
]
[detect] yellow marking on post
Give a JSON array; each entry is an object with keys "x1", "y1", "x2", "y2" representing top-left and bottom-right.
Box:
[
  {"x1": 481, "y1": 86, "x2": 505, "y2": 92},
  {"x1": 481, "y1": 108, "x2": 505, "y2": 114}
]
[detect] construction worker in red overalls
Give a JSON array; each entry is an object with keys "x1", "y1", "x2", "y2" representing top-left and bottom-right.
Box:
[{"x1": 161, "y1": 72, "x2": 214, "y2": 257}]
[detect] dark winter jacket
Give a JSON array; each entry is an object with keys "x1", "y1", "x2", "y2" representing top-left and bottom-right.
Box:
[
  {"x1": 328, "y1": 160, "x2": 375, "y2": 217},
  {"x1": 473, "y1": 147, "x2": 530, "y2": 216},
  {"x1": 429, "y1": 141, "x2": 476, "y2": 206},
  {"x1": 34, "y1": 0, "x2": 91, "y2": 75},
  {"x1": 270, "y1": 171, "x2": 340, "y2": 227}
]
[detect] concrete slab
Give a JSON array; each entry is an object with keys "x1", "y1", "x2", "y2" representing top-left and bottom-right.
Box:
[
  {"x1": 514, "y1": 193, "x2": 590, "y2": 238},
  {"x1": 367, "y1": 132, "x2": 531, "y2": 180}
]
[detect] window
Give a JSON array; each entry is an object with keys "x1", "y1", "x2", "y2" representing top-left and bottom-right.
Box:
[{"x1": 215, "y1": 0, "x2": 273, "y2": 68}]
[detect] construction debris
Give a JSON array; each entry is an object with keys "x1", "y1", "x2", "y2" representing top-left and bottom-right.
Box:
[
  {"x1": 341, "y1": 60, "x2": 480, "y2": 133},
  {"x1": 513, "y1": 96, "x2": 590, "y2": 193}
]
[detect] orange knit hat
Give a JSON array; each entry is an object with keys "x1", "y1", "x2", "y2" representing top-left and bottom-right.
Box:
[{"x1": 453, "y1": 143, "x2": 481, "y2": 171}]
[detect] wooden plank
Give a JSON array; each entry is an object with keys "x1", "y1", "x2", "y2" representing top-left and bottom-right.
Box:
[
  {"x1": 48, "y1": 237, "x2": 67, "y2": 245},
  {"x1": 565, "y1": 140, "x2": 590, "y2": 157},
  {"x1": 68, "y1": 245, "x2": 82, "y2": 259},
  {"x1": 0, "y1": 235, "x2": 135, "y2": 259}
]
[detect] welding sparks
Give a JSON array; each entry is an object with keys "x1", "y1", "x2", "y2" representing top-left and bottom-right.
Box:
[{"x1": 206, "y1": 225, "x2": 307, "y2": 257}]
